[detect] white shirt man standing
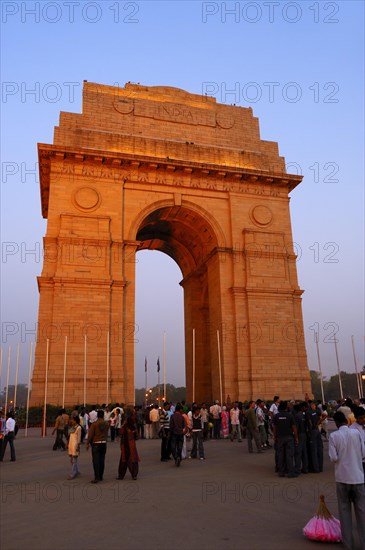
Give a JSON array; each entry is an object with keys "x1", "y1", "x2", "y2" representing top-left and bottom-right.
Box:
[
  {"x1": 209, "y1": 401, "x2": 222, "y2": 440},
  {"x1": 230, "y1": 402, "x2": 242, "y2": 442},
  {"x1": 0, "y1": 413, "x2": 16, "y2": 462},
  {"x1": 329, "y1": 411, "x2": 365, "y2": 550}
]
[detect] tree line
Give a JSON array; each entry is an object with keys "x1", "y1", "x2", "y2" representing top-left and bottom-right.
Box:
[{"x1": 310, "y1": 370, "x2": 364, "y2": 402}]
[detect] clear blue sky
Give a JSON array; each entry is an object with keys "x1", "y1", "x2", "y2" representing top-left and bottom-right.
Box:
[{"x1": 1, "y1": 1, "x2": 364, "y2": 392}]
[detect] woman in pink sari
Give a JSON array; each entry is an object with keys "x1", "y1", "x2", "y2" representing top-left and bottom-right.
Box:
[{"x1": 221, "y1": 406, "x2": 230, "y2": 438}]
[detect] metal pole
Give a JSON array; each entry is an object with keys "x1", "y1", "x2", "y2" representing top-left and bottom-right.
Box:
[
  {"x1": 25, "y1": 342, "x2": 33, "y2": 437},
  {"x1": 315, "y1": 332, "x2": 325, "y2": 404},
  {"x1": 351, "y1": 335, "x2": 362, "y2": 398},
  {"x1": 42, "y1": 339, "x2": 49, "y2": 437},
  {"x1": 106, "y1": 331, "x2": 110, "y2": 405},
  {"x1": 84, "y1": 335, "x2": 87, "y2": 407},
  {"x1": 62, "y1": 336, "x2": 67, "y2": 408},
  {"x1": 192, "y1": 329, "x2": 195, "y2": 403},
  {"x1": 157, "y1": 363, "x2": 160, "y2": 407},
  {"x1": 217, "y1": 330, "x2": 223, "y2": 405},
  {"x1": 4, "y1": 347, "x2": 11, "y2": 415},
  {"x1": 334, "y1": 340, "x2": 343, "y2": 400},
  {"x1": 163, "y1": 332, "x2": 166, "y2": 402},
  {"x1": 13, "y1": 343, "x2": 20, "y2": 410}
]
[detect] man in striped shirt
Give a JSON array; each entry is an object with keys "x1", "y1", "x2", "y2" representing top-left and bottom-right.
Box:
[{"x1": 159, "y1": 402, "x2": 172, "y2": 462}]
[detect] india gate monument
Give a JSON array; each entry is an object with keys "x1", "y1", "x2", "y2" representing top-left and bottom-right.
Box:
[{"x1": 31, "y1": 81, "x2": 312, "y2": 406}]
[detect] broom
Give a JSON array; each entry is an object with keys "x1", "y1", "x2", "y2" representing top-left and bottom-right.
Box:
[{"x1": 303, "y1": 494, "x2": 342, "y2": 542}]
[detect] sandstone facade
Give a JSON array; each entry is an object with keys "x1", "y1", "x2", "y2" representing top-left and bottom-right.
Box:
[{"x1": 31, "y1": 81, "x2": 312, "y2": 406}]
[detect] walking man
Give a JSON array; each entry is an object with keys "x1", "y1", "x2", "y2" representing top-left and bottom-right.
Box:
[
  {"x1": 329, "y1": 411, "x2": 365, "y2": 550},
  {"x1": 245, "y1": 401, "x2": 263, "y2": 454},
  {"x1": 86, "y1": 410, "x2": 109, "y2": 483},
  {"x1": 169, "y1": 404, "x2": 186, "y2": 467},
  {"x1": 159, "y1": 402, "x2": 171, "y2": 462},
  {"x1": 0, "y1": 412, "x2": 16, "y2": 462}
]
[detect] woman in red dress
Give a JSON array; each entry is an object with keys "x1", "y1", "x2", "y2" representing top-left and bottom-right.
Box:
[{"x1": 116, "y1": 410, "x2": 140, "y2": 480}]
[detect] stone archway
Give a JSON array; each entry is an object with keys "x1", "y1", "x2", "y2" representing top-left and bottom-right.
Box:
[
  {"x1": 31, "y1": 81, "x2": 312, "y2": 406},
  {"x1": 134, "y1": 204, "x2": 221, "y2": 403}
]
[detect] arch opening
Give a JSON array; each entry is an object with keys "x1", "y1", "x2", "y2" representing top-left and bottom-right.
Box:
[
  {"x1": 135, "y1": 205, "x2": 220, "y2": 403},
  {"x1": 134, "y1": 250, "x2": 185, "y2": 404},
  {"x1": 136, "y1": 205, "x2": 219, "y2": 279}
]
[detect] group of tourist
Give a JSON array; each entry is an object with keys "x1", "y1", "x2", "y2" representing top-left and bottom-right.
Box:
[
  {"x1": 48, "y1": 395, "x2": 364, "y2": 482},
  {"x1": 1, "y1": 394, "x2": 364, "y2": 549}
]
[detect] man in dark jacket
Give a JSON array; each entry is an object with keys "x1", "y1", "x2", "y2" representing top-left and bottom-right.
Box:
[
  {"x1": 273, "y1": 400, "x2": 298, "y2": 478},
  {"x1": 86, "y1": 409, "x2": 109, "y2": 483},
  {"x1": 169, "y1": 404, "x2": 186, "y2": 467}
]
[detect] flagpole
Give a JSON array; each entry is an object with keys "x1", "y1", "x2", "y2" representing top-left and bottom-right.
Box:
[
  {"x1": 217, "y1": 330, "x2": 223, "y2": 405},
  {"x1": 62, "y1": 336, "x2": 67, "y2": 408},
  {"x1": 13, "y1": 343, "x2": 20, "y2": 411},
  {"x1": 315, "y1": 332, "x2": 325, "y2": 404},
  {"x1": 84, "y1": 334, "x2": 87, "y2": 407},
  {"x1": 25, "y1": 342, "x2": 33, "y2": 437},
  {"x1": 334, "y1": 339, "x2": 343, "y2": 400},
  {"x1": 351, "y1": 335, "x2": 362, "y2": 398},
  {"x1": 106, "y1": 331, "x2": 110, "y2": 405},
  {"x1": 42, "y1": 339, "x2": 49, "y2": 437},
  {"x1": 192, "y1": 328, "x2": 195, "y2": 403},
  {"x1": 145, "y1": 357, "x2": 147, "y2": 403},
  {"x1": 157, "y1": 357, "x2": 160, "y2": 406},
  {"x1": 163, "y1": 332, "x2": 166, "y2": 402},
  {"x1": 4, "y1": 347, "x2": 11, "y2": 415}
]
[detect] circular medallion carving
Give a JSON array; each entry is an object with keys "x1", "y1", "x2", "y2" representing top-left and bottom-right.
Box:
[
  {"x1": 216, "y1": 111, "x2": 235, "y2": 129},
  {"x1": 73, "y1": 187, "x2": 101, "y2": 212},
  {"x1": 113, "y1": 98, "x2": 134, "y2": 114},
  {"x1": 251, "y1": 205, "x2": 273, "y2": 226}
]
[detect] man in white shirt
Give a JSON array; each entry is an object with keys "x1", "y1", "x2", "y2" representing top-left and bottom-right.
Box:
[
  {"x1": 209, "y1": 401, "x2": 222, "y2": 439},
  {"x1": 88, "y1": 407, "x2": 98, "y2": 424},
  {"x1": 0, "y1": 412, "x2": 16, "y2": 462},
  {"x1": 230, "y1": 402, "x2": 242, "y2": 442},
  {"x1": 149, "y1": 405, "x2": 160, "y2": 439},
  {"x1": 350, "y1": 406, "x2": 365, "y2": 483},
  {"x1": 269, "y1": 396, "x2": 280, "y2": 418},
  {"x1": 329, "y1": 411, "x2": 365, "y2": 550}
]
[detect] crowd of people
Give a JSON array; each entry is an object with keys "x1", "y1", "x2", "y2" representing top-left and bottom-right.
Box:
[
  {"x1": 43, "y1": 395, "x2": 365, "y2": 483},
  {"x1": 1, "y1": 394, "x2": 364, "y2": 548}
]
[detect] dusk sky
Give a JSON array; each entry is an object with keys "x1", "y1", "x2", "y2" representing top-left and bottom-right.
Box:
[{"x1": 1, "y1": 1, "x2": 364, "y2": 394}]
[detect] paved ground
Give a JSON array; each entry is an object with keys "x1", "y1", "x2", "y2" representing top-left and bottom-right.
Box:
[{"x1": 0, "y1": 427, "x2": 360, "y2": 550}]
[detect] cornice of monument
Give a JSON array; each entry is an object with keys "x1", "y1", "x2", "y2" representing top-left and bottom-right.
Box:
[{"x1": 38, "y1": 143, "x2": 302, "y2": 218}]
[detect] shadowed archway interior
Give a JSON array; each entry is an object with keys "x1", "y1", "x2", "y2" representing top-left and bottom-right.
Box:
[
  {"x1": 136, "y1": 206, "x2": 218, "y2": 279},
  {"x1": 136, "y1": 205, "x2": 219, "y2": 401}
]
